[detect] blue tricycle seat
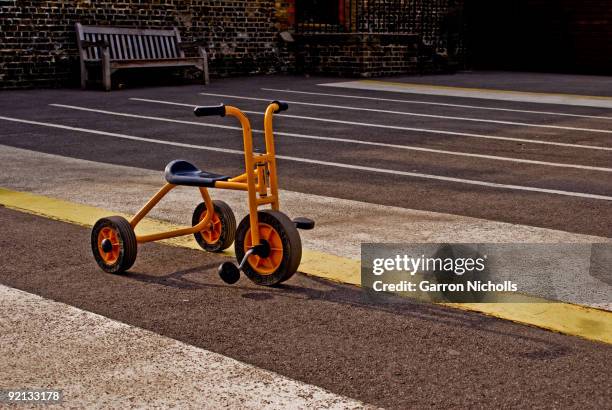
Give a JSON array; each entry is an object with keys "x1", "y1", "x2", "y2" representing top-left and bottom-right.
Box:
[{"x1": 164, "y1": 160, "x2": 230, "y2": 187}]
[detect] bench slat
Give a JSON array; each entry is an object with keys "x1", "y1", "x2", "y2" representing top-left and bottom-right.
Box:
[
  {"x1": 111, "y1": 35, "x2": 119, "y2": 59},
  {"x1": 128, "y1": 35, "x2": 135, "y2": 59},
  {"x1": 128, "y1": 36, "x2": 138, "y2": 59},
  {"x1": 156, "y1": 36, "x2": 164, "y2": 58},
  {"x1": 143, "y1": 36, "x2": 151, "y2": 59},
  {"x1": 156, "y1": 36, "x2": 165, "y2": 58},
  {"x1": 118, "y1": 35, "x2": 124, "y2": 59},
  {"x1": 110, "y1": 57, "x2": 204, "y2": 69},
  {"x1": 92, "y1": 33, "x2": 100, "y2": 60},
  {"x1": 83, "y1": 33, "x2": 90, "y2": 59},
  {"x1": 149, "y1": 36, "x2": 157, "y2": 59},
  {"x1": 120, "y1": 35, "x2": 129, "y2": 59},
  {"x1": 159, "y1": 36, "x2": 167, "y2": 58},
  {"x1": 109, "y1": 34, "x2": 118, "y2": 60},
  {"x1": 164, "y1": 36, "x2": 175, "y2": 58},
  {"x1": 80, "y1": 26, "x2": 176, "y2": 37},
  {"x1": 167, "y1": 36, "x2": 177, "y2": 58},
  {"x1": 148, "y1": 36, "x2": 156, "y2": 59},
  {"x1": 135, "y1": 36, "x2": 144, "y2": 59},
  {"x1": 84, "y1": 33, "x2": 95, "y2": 60},
  {"x1": 160, "y1": 36, "x2": 168, "y2": 58}
]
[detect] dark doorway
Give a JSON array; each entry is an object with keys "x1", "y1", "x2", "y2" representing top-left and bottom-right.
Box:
[{"x1": 295, "y1": 0, "x2": 342, "y2": 32}]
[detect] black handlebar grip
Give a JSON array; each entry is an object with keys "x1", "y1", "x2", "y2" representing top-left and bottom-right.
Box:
[
  {"x1": 194, "y1": 104, "x2": 226, "y2": 117},
  {"x1": 272, "y1": 100, "x2": 289, "y2": 113}
]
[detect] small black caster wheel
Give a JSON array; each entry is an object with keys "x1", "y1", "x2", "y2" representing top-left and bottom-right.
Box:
[
  {"x1": 218, "y1": 262, "x2": 241, "y2": 284},
  {"x1": 192, "y1": 200, "x2": 236, "y2": 252},
  {"x1": 91, "y1": 216, "x2": 137, "y2": 274},
  {"x1": 235, "y1": 210, "x2": 302, "y2": 286}
]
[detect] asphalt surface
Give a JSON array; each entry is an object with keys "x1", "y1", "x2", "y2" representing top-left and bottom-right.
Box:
[
  {"x1": 2, "y1": 74, "x2": 612, "y2": 407},
  {"x1": 1, "y1": 75, "x2": 611, "y2": 237},
  {"x1": 1, "y1": 207, "x2": 611, "y2": 409}
]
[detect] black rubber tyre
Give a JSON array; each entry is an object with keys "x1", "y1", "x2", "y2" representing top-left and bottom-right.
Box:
[
  {"x1": 235, "y1": 210, "x2": 302, "y2": 286},
  {"x1": 91, "y1": 216, "x2": 137, "y2": 274},
  {"x1": 192, "y1": 200, "x2": 236, "y2": 252}
]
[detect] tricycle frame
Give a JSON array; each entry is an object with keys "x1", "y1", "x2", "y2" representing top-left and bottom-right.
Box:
[{"x1": 128, "y1": 103, "x2": 281, "y2": 247}]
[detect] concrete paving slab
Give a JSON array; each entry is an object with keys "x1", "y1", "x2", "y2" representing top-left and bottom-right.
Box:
[
  {"x1": 339, "y1": 71, "x2": 612, "y2": 97},
  {"x1": 0, "y1": 284, "x2": 369, "y2": 409},
  {"x1": 321, "y1": 80, "x2": 612, "y2": 108}
]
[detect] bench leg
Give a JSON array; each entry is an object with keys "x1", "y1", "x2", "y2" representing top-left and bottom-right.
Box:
[
  {"x1": 80, "y1": 61, "x2": 88, "y2": 89},
  {"x1": 101, "y1": 48, "x2": 111, "y2": 91}
]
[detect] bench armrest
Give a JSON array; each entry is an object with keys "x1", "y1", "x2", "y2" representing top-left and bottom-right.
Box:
[{"x1": 80, "y1": 40, "x2": 109, "y2": 49}]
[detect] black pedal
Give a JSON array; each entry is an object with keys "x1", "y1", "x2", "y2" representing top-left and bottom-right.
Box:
[
  {"x1": 218, "y1": 262, "x2": 240, "y2": 284},
  {"x1": 293, "y1": 217, "x2": 315, "y2": 230}
]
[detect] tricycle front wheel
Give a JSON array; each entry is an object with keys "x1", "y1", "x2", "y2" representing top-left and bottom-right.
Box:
[{"x1": 235, "y1": 210, "x2": 302, "y2": 286}]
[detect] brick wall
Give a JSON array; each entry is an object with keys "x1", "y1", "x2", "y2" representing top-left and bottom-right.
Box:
[
  {"x1": 294, "y1": 0, "x2": 465, "y2": 77},
  {"x1": 0, "y1": 0, "x2": 294, "y2": 88},
  {"x1": 296, "y1": 34, "x2": 420, "y2": 77},
  {"x1": 0, "y1": 0, "x2": 461, "y2": 88}
]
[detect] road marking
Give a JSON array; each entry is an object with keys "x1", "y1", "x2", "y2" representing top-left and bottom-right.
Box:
[
  {"x1": 198, "y1": 92, "x2": 612, "y2": 135},
  {"x1": 3, "y1": 114, "x2": 612, "y2": 201},
  {"x1": 53, "y1": 104, "x2": 612, "y2": 175},
  {"x1": 1, "y1": 187, "x2": 610, "y2": 345},
  {"x1": 321, "y1": 80, "x2": 612, "y2": 109},
  {"x1": 66, "y1": 101, "x2": 608, "y2": 173},
  {"x1": 0, "y1": 284, "x2": 368, "y2": 408},
  {"x1": 261, "y1": 88, "x2": 612, "y2": 120},
  {"x1": 131, "y1": 97, "x2": 612, "y2": 152}
]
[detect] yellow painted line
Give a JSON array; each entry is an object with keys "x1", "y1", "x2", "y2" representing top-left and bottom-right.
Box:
[
  {"x1": 1, "y1": 187, "x2": 610, "y2": 344},
  {"x1": 359, "y1": 79, "x2": 612, "y2": 101}
]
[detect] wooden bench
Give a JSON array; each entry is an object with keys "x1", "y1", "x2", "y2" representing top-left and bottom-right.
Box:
[{"x1": 75, "y1": 23, "x2": 209, "y2": 91}]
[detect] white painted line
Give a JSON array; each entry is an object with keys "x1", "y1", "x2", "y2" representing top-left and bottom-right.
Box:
[
  {"x1": 261, "y1": 88, "x2": 612, "y2": 120},
  {"x1": 129, "y1": 97, "x2": 612, "y2": 153},
  {"x1": 2, "y1": 114, "x2": 612, "y2": 201},
  {"x1": 0, "y1": 114, "x2": 244, "y2": 154},
  {"x1": 320, "y1": 80, "x2": 612, "y2": 109},
  {"x1": 55, "y1": 102, "x2": 612, "y2": 173},
  {"x1": 0, "y1": 284, "x2": 368, "y2": 408},
  {"x1": 198, "y1": 92, "x2": 612, "y2": 135}
]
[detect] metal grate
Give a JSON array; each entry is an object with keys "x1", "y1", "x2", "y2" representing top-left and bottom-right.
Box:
[{"x1": 295, "y1": 0, "x2": 429, "y2": 34}]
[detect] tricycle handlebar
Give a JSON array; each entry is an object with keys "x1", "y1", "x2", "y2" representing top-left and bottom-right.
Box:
[
  {"x1": 271, "y1": 100, "x2": 289, "y2": 113},
  {"x1": 194, "y1": 104, "x2": 226, "y2": 117},
  {"x1": 194, "y1": 101, "x2": 288, "y2": 118}
]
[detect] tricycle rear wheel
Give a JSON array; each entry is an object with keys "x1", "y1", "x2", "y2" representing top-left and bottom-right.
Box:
[
  {"x1": 192, "y1": 200, "x2": 236, "y2": 252},
  {"x1": 91, "y1": 216, "x2": 137, "y2": 274}
]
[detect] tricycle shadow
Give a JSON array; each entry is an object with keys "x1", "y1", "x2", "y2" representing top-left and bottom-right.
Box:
[{"x1": 124, "y1": 265, "x2": 571, "y2": 358}]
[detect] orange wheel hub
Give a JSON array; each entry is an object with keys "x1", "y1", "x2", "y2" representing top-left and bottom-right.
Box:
[
  {"x1": 244, "y1": 223, "x2": 283, "y2": 275},
  {"x1": 199, "y1": 209, "x2": 222, "y2": 244},
  {"x1": 97, "y1": 227, "x2": 120, "y2": 265}
]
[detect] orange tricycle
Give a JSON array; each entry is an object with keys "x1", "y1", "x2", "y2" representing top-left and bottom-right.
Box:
[{"x1": 91, "y1": 101, "x2": 314, "y2": 286}]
